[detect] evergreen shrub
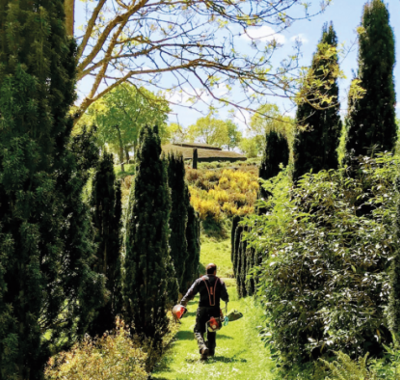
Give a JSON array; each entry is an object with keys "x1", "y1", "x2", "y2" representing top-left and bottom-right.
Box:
[
  {"x1": 243, "y1": 154, "x2": 398, "y2": 365},
  {"x1": 89, "y1": 151, "x2": 122, "y2": 336},
  {"x1": 123, "y1": 125, "x2": 176, "y2": 363},
  {"x1": 167, "y1": 153, "x2": 189, "y2": 293}
]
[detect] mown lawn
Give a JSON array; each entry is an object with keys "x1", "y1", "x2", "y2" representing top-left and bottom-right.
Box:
[{"x1": 151, "y1": 236, "x2": 277, "y2": 380}]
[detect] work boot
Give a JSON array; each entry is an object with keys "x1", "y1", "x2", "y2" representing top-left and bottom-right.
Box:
[{"x1": 200, "y1": 346, "x2": 209, "y2": 360}]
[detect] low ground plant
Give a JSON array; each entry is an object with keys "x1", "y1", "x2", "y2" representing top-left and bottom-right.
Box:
[
  {"x1": 187, "y1": 168, "x2": 259, "y2": 220},
  {"x1": 45, "y1": 318, "x2": 148, "y2": 380}
]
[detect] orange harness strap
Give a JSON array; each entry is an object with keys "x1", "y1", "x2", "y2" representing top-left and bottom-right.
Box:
[{"x1": 201, "y1": 276, "x2": 219, "y2": 307}]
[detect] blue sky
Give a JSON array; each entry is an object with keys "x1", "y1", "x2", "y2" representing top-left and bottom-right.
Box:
[{"x1": 75, "y1": 0, "x2": 400, "y2": 130}]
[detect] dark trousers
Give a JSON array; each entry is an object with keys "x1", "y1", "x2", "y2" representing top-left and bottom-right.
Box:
[{"x1": 194, "y1": 307, "x2": 220, "y2": 354}]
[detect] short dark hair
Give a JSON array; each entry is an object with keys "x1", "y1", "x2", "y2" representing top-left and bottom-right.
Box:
[{"x1": 206, "y1": 263, "x2": 217, "y2": 274}]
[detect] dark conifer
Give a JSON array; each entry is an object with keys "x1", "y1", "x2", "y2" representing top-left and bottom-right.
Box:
[
  {"x1": 344, "y1": 0, "x2": 396, "y2": 164},
  {"x1": 193, "y1": 148, "x2": 198, "y2": 169},
  {"x1": 123, "y1": 125, "x2": 172, "y2": 346},
  {"x1": 259, "y1": 130, "x2": 289, "y2": 200},
  {"x1": 293, "y1": 23, "x2": 342, "y2": 182},
  {"x1": 167, "y1": 153, "x2": 189, "y2": 293},
  {"x1": 231, "y1": 216, "x2": 241, "y2": 263},
  {"x1": 0, "y1": 1, "x2": 104, "y2": 378},
  {"x1": 181, "y1": 203, "x2": 201, "y2": 291},
  {"x1": 89, "y1": 152, "x2": 122, "y2": 336}
]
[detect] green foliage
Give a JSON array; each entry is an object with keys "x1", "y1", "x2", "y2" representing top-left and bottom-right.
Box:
[
  {"x1": 259, "y1": 130, "x2": 289, "y2": 201},
  {"x1": 0, "y1": 1, "x2": 105, "y2": 378},
  {"x1": 77, "y1": 84, "x2": 170, "y2": 169},
  {"x1": 89, "y1": 152, "x2": 123, "y2": 336},
  {"x1": 239, "y1": 137, "x2": 259, "y2": 158},
  {"x1": 123, "y1": 125, "x2": 174, "y2": 357},
  {"x1": 167, "y1": 153, "x2": 189, "y2": 294},
  {"x1": 225, "y1": 120, "x2": 242, "y2": 151},
  {"x1": 188, "y1": 114, "x2": 240, "y2": 149},
  {"x1": 181, "y1": 204, "x2": 201, "y2": 291},
  {"x1": 388, "y1": 177, "x2": 400, "y2": 335},
  {"x1": 344, "y1": 0, "x2": 397, "y2": 163},
  {"x1": 249, "y1": 104, "x2": 295, "y2": 155},
  {"x1": 243, "y1": 154, "x2": 398, "y2": 366},
  {"x1": 293, "y1": 23, "x2": 342, "y2": 183}
]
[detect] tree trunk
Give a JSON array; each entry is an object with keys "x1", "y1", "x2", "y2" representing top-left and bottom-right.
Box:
[
  {"x1": 125, "y1": 146, "x2": 130, "y2": 164},
  {"x1": 64, "y1": 0, "x2": 74, "y2": 37},
  {"x1": 114, "y1": 125, "x2": 124, "y2": 172}
]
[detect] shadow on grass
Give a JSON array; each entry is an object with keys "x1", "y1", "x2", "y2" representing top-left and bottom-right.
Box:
[
  {"x1": 175, "y1": 330, "x2": 233, "y2": 341},
  {"x1": 185, "y1": 355, "x2": 247, "y2": 364}
]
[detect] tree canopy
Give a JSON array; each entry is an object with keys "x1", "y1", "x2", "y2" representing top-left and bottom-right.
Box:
[
  {"x1": 67, "y1": 0, "x2": 333, "y2": 121},
  {"x1": 188, "y1": 114, "x2": 241, "y2": 149},
  {"x1": 78, "y1": 84, "x2": 170, "y2": 170}
]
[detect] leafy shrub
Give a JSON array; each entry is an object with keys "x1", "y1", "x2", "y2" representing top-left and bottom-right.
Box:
[
  {"x1": 187, "y1": 168, "x2": 259, "y2": 220},
  {"x1": 243, "y1": 154, "x2": 399, "y2": 365},
  {"x1": 45, "y1": 318, "x2": 148, "y2": 380}
]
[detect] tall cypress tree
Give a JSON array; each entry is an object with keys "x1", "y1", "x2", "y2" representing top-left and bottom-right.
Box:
[
  {"x1": 293, "y1": 23, "x2": 342, "y2": 182},
  {"x1": 181, "y1": 203, "x2": 201, "y2": 291},
  {"x1": 0, "y1": 1, "x2": 104, "y2": 378},
  {"x1": 89, "y1": 151, "x2": 122, "y2": 336},
  {"x1": 259, "y1": 130, "x2": 289, "y2": 200},
  {"x1": 123, "y1": 125, "x2": 172, "y2": 347},
  {"x1": 344, "y1": 0, "x2": 396, "y2": 164},
  {"x1": 167, "y1": 153, "x2": 189, "y2": 294}
]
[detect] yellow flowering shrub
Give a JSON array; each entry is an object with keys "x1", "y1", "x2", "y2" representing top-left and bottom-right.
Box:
[
  {"x1": 45, "y1": 318, "x2": 148, "y2": 380},
  {"x1": 187, "y1": 167, "x2": 259, "y2": 220}
]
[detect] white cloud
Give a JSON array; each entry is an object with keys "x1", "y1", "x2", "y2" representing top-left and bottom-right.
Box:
[
  {"x1": 290, "y1": 34, "x2": 308, "y2": 44},
  {"x1": 241, "y1": 25, "x2": 286, "y2": 45}
]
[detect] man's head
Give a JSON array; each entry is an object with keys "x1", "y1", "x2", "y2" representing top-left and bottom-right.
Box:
[{"x1": 206, "y1": 263, "x2": 217, "y2": 275}]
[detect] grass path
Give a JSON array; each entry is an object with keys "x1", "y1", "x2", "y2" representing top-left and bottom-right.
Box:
[{"x1": 151, "y1": 237, "x2": 277, "y2": 380}]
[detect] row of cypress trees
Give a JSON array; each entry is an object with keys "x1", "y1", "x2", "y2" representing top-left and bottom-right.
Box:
[
  {"x1": 0, "y1": 1, "x2": 107, "y2": 378},
  {"x1": 232, "y1": 0, "x2": 397, "y2": 299},
  {"x1": 123, "y1": 125, "x2": 200, "y2": 360},
  {"x1": 294, "y1": 0, "x2": 396, "y2": 181},
  {"x1": 0, "y1": 1, "x2": 200, "y2": 377}
]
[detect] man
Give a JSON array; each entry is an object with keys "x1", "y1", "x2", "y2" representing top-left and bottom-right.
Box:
[{"x1": 180, "y1": 263, "x2": 229, "y2": 360}]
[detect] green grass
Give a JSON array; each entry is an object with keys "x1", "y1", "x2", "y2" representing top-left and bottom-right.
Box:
[
  {"x1": 152, "y1": 288, "x2": 276, "y2": 380},
  {"x1": 114, "y1": 163, "x2": 135, "y2": 178},
  {"x1": 200, "y1": 237, "x2": 233, "y2": 279},
  {"x1": 151, "y1": 232, "x2": 277, "y2": 380}
]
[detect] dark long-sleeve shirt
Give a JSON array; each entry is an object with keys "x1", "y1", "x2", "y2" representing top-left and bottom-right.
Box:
[{"x1": 180, "y1": 274, "x2": 229, "y2": 308}]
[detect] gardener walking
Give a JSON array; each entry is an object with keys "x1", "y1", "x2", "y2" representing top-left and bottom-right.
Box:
[{"x1": 180, "y1": 263, "x2": 229, "y2": 360}]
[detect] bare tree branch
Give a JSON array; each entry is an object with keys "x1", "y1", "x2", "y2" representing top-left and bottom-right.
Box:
[{"x1": 73, "y1": 0, "x2": 333, "y2": 123}]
